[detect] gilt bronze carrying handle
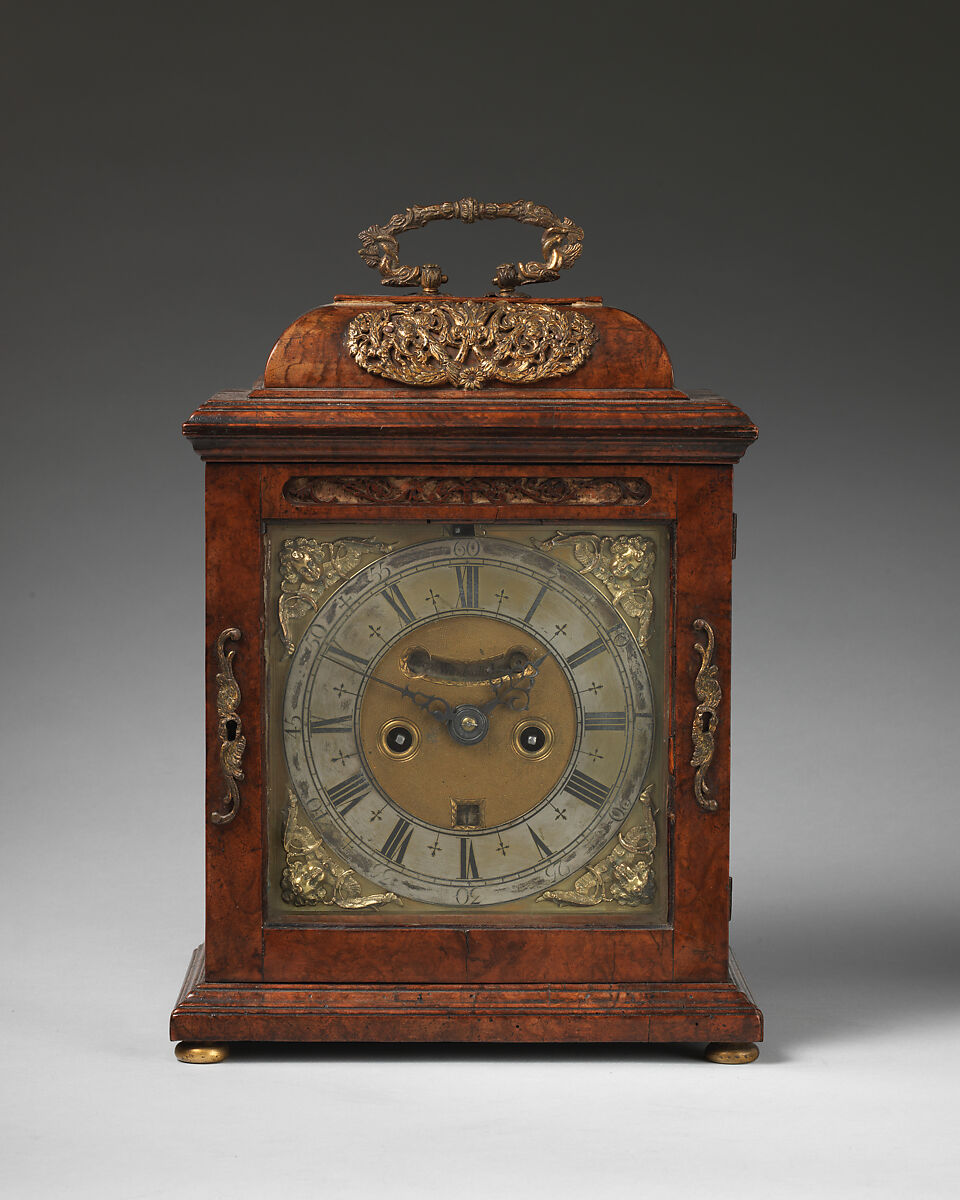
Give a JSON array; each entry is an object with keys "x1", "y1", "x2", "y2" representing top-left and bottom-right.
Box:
[{"x1": 357, "y1": 198, "x2": 584, "y2": 295}]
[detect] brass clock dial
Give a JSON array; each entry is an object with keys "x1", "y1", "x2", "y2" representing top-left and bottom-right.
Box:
[{"x1": 282, "y1": 533, "x2": 655, "y2": 907}]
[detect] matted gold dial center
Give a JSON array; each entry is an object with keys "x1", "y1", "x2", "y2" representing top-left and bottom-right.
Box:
[{"x1": 359, "y1": 614, "x2": 576, "y2": 829}]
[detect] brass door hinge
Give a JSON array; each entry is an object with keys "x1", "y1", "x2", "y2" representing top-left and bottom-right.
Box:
[
  {"x1": 728, "y1": 875, "x2": 734, "y2": 920},
  {"x1": 732, "y1": 512, "x2": 738, "y2": 560}
]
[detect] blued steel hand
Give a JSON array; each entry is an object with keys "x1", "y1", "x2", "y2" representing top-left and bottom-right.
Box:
[
  {"x1": 479, "y1": 652, "x2": 549, "y2": 715},
  {"x1": 366, "y1": 675, "x2": 456, "y2": 727}
]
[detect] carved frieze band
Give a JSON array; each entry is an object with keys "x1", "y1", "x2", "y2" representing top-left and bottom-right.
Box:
[
  {"x1": 538, "y1": 786, "x2": 656, "y2": 906},
  {"x1": 533, "y1": 530, "x2": 655, "y2": 648},
  {"x1": 212, "y1": 628, "x2": 245, "y2": 825},
  {"x1": 279, "y1": 536, "x2": 394, "y2": 654},
  {"x1": 281, "y1": 792, "x2": 400, "y2": 909},
  {"x1": 691, "y1": 618, "x2": 722, "y2": 811},
  {"x1": 283, "y1": 475, "x2": 651, "y2": 508}
]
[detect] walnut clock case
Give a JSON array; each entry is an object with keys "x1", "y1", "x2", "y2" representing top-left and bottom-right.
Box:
[{"x1": 171, "y1": 199, "x2": 762, "y2": 1065}]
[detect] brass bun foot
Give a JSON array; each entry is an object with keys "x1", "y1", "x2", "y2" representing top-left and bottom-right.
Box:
[
  {"x1": 704, "y1": 1041, "x2": 759, "y2": 1064},
  {"x1": 174, "y1": 1042, "x2": 230, "y2": 1064}
]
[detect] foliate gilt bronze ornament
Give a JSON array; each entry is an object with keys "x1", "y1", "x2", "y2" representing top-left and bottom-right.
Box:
[
  {"x1": 534, "y1": 531, "x2": 656, "y2": 648},
  {"x1": 346, "y1": 300, "x2": 598, "y2": 390},
  {"x1": 357, "y1": 197, "x2": 584, "y2": 294},
  {"x1": 281, "y1": 793, "x2": 400, "y2": 909},
  {"x1": 283, "y1": 475, "x2": 651, "y2": 507},
  {"x1": 213, "y1": 628, "x2": 245, "y2": 825},
  {"x1": 539, "y1": 787, "x2": 657, "y2": 907},
  {"x1": 691, "y1": 619, "x2": 722, "y2": 811},
  {"x1": 278, "y1": 536, "x2": 394, "y2": 654}
]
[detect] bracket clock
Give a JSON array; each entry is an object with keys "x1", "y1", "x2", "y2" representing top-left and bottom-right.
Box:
[{"x1": 171, "y1": 199, "x2": 762, "y2": 1064}]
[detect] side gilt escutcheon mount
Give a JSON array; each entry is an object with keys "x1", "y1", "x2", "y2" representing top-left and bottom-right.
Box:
[
  {"x1": 691, "y1": 618, "x2": 722, "y2": 811},
  {"x1": 213, "y1": 628, "x2": 245, "y2": 825}
]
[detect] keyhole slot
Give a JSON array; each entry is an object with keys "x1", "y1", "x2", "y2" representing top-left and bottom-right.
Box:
[{"x1": 225, "y1": 719, "x2": 238, "y2": 741}]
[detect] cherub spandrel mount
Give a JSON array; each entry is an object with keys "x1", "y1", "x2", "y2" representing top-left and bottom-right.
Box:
[
  {"x1": 281, "y1": 793, "x2": 400, "y2": 910},
  {"x1": 534, "y1": 530, "x2": 655, "y2": 647},
  {"x1": 278, "y1": 536, "x2": 393, "y2": 654},
  {"x1": 538, "y1": 787, "x2": 657, "y2": 907}
]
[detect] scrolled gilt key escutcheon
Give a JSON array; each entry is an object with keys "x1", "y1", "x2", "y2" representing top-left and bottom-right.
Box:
[
  {"x1": 357, "y1": 197, "x2": 584, "y2": 295},
  {"x1": 212, "y1": 627, "x2": 245, "y2": 825},
  {"x1": 691, "y1": 618, "x2": 722, "y2": 812}
]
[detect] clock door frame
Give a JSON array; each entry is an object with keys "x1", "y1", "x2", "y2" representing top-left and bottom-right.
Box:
[{"x1": 200, "y1": 459, "x2": 733, "y2": 987}]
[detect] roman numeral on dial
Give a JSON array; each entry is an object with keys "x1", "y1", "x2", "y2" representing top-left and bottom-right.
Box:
[
  {"x1": 382, "y1": 584, "x2": 416, "y2": 626},
  {"x1": 583, "y1": 712, "x2": 627, "y2": 731},
  {"x1": 324, "y1": 643, "x2": 369, "y2": 672},
  {"x1": 567, "y1": 637, "x2": 607, "y2": 669},
  {"x1": 456, "y1": 564, "x2": 480, "y2": 609},
  {"x1": 381, "y1": 818, "x2": 414, "y2": 864},
  {"x1": 565, "y1": 769, "x2": 610, "y2": 809},
  {"x1": 327, "y1": 772, "x2": 370, "y2": 814},
  {"x1": 309, "y1": 715, "x2": 353, "y2": 734},
  {"x1": 528, "y1": 827, "x2": 552, "y2": 859},
  {"x1": 523, "y1": 583, "x2": 548, "y2": 625},
  {"x1": 459, "y1": 838, "x2": 480, "y2": 879}
]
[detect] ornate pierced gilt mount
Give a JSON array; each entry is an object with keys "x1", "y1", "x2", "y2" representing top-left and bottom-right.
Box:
[
  {"x1": 539, "y1": 786, "x2": 656, "y2": 907},
  {"x1": 213, "y1": 628, "x2": 245, "y2": 825},
  {"x1": 347, "y1": 300, "x2": 598, "y2": 390},
  {"x1": 691, "y1": 619, "x2": 722, "y2": 811},
  {"x1": 279, "y1": 536, "x2": 393, "y2": 655},
  {"x1": 282, "y1": 793, "x2": 400, "y2": 910},
  {"x1": 534, "y1": 530, "x2": 655, "y2": 648}
]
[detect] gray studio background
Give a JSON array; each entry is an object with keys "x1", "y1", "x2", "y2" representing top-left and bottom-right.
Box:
[{"x1": 2, "y1": 3, "x2": 957, "y2": 1197}]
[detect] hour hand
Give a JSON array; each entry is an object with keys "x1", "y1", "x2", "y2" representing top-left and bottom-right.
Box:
[{"x1": 367, "y1": 675, "x2": 455, "y2": 727}]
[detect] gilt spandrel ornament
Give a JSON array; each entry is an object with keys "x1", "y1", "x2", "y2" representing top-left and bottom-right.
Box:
[
  {"x1": 534, "y1": 530, "x2": 656, "y2": 648},
  {"x1": 281, "y1": 792, "x2": 400, "y2": 910},
  {"x1": 278, "y1": 536, "x2": 394, "y2": 654},
  {"x1": 539, "y1": 786, "x2": 657, "y2": 907}
]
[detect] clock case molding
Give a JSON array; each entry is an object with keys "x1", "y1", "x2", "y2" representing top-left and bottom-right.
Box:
[{"x1": 172, "y1": 291, "x2": 761, "y2": 1048}]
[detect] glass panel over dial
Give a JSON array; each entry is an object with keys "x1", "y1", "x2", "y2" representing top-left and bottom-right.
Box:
[{"x1": 266, "y1": 521, "x2": 669, "y2": 920}]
